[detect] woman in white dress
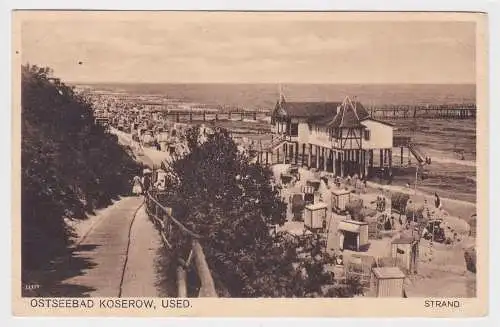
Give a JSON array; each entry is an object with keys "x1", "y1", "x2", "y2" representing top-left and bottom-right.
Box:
[{"x1": 132, "y1": 175, "x2": 143, "y2": 196}]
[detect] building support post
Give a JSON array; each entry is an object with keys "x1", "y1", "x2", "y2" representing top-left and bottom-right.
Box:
[
  {"x1": 329, "y1": 150, "x2": 334, "y2": 173},
  {"x1": 339, "y1": 152, "x2": 344, "y2": 177},
  {"x1": 302, "y1": 144, "x2": 306, "y2": 167},
  {"x1": 363, "y1": 150, "x2": 370, "y2": 178},
  {"x1": 349, "y1": 150, "x2": 353, "y2": 176},
  {"x1": 380, "y1": 149, "x2": 384, "y2": 168},
  {"x1": 315, "y1": 146, "x2": 320, "y2": 169},
  {"x1": 388, "y1": 149, "x2": 393, "y2": 174},
  {"x1": 308, "y1": 144, "x2": 312, "y2": 168},
  {"x1": 323, "y1": 148, "x2": 328, "y2": 172},
  {"x1": 295, "y1": 143, "x2": 299, "y2": 164},
  {"x1": 356, "y1": 150, "x2": 361, "y2": 176},
  {"x1": 333, "y1": 151, "x2": 337, "y2": 176},
  {"x1": 400, "y1": 146, "x2": 404, "y2": 166}
]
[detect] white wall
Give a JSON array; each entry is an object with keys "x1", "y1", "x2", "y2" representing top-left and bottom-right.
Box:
[
  {"x1": 361, "y1": 119, "x2": 393, "y2": 149},
  {"x1": 309, "y1": 124, "x2": 332, "y2": 148},
  {"x1": 297, "y1": 120, "x2": 310, "y2": 143}
]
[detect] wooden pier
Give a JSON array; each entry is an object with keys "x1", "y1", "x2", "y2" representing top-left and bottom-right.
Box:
[
  {"x1": 368, "y1": 103, "x2": 476, "y2": 120},
  {"x1": 150, "y1": 103, "x2": 476, "y2": 123},
  {"x1": 153, "y1": 110, "x2": 269, "y2": 123}
]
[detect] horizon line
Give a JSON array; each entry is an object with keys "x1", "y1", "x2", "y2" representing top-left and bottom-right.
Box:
[{"x1": 67, "y1": 81, "x2": 477, "y2": 86}]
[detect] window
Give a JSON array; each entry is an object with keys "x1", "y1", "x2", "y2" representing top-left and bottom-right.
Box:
[
  {"x1": 290, "y1": 123, "x2": 299, "y2": 136},
  {"x1": 364, "y1": 129, "x2": 371, "y2": 140}
]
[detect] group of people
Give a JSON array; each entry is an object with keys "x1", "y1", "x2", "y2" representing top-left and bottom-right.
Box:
[
  {"x1": 131, "y1": 167, "x2": 168, "y2": 196},
  {"x1": 132, "y1": 168, "x2": 152, "y2": 196}
]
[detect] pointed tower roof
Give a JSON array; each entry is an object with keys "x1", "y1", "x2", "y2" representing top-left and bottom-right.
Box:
[
  {"x1": 327, "y1": 96, "x2": 370, "y2": 128},
  {"x1": 278, "y1": 83, "x2": 286, "y2": 105}
]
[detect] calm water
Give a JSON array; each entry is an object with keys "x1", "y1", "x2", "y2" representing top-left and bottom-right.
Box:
[
  {"x1": 85, "y1": 83, "x2": 475, "y2": 109},
  {"x1": 87, "y1": 83, "x2": 477, "y2": 202}
]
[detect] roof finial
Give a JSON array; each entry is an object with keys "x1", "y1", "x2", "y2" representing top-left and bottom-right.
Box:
[{"x1": 279, "y1": 83, "x2": 285, "y2": 105}]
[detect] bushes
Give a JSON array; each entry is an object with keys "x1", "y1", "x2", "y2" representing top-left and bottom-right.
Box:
[
  {"x1": 21, "y1": 65, "x2": 140, "y2": 272},
  {"x1": 391, "y1": 192, "x2": 410, "y2": 213},
  {"x1": 346, "y1": 199, "x2": 364, "y2": 221},
  {"x1": 160, "y1": 127, "x2": 363, "y2": 297},
  {"x1": 464, "y1": 246, "x2": 476, "y2": 273},
  {"x1": 405, "y1": 202, "x2": 425, "y2": 222}
]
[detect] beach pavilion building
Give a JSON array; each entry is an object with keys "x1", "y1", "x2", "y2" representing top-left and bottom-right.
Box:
[{"x1": 266, "y1": 95, "x2": 395, "y2": 178}]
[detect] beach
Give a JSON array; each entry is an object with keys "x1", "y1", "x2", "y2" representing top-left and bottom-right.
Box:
[{"x1": 89, "y1": 82, "x2": 478, "y2": 208}]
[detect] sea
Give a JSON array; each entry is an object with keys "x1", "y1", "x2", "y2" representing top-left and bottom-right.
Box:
[{"x1": 85, "y1": 83, "x2": 477, "y2": 203}]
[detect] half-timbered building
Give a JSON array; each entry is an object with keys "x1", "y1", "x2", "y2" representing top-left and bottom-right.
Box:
[{"x1": 267, "y1": 95, "x2": 394, "y2": 178}]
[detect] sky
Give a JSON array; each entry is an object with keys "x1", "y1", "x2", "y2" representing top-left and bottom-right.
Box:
[{"x1": 20, "y1": 12, "x2": 477, "y2": 84}]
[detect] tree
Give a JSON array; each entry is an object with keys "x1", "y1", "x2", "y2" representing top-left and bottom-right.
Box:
[
  {"x1": 160, "y1": 126, "x2": 364, "y2": 298},
  {"x1": 21, "y1": 65, "x2": 140, "y2": 273},
  {"x1": 161, "y1": 127, "x2": 292, "y2": 296}
]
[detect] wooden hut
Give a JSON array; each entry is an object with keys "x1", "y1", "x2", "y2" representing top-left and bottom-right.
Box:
[
  {"x1": 306, "y1": 179, "x2": 321, "y2": 191},
  {"x1": 469, "y1": 215, "x2": 477, "y2": 237},
  {"x1": 337, "y1": 219, "x2": 369, "y2": 251},
  {"x1": 331, "y1": 188, "x2": 351, "y2": 213},
  {"x1": 371, "y1": 267, "x2": 406, "y2": 297},
  {"x1": 391, "y1": 236, "x2": 419, "y2": 274},
  {"x1": 302, "y1": 185, "x2": 315, "y2": 205},
  {"x1": 304, "y1": 202, "x2": 328, "y2": 230},
  {"x1": 290, "y1": 193, "x2": 305, "y2": 221}
]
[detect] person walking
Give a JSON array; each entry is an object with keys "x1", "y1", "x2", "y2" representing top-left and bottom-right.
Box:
[
  {"x1": 142, "y1": 168, "x2": 152, "y2": 195},
  {"x1": 131, "y1": 175, "x2": 143, "y2": 196}
]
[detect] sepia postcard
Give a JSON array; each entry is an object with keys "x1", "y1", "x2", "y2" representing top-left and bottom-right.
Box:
[{"x1": 11, "y1": 10, "x2": 489, "y2": 317}]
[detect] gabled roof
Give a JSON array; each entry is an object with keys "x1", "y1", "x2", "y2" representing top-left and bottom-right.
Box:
[
  {"x1": 272, "y1": 98, "x2": 340, "y2": 119},
  {"x1": 271, "y1": 94, "x2": 383, "y2": 129},
  {"x1": 326, "y1": 96, "x2": 370, "y2": 128},
  {"x1": 360, "y1": 117, "x2": 395, "y2": 127}
]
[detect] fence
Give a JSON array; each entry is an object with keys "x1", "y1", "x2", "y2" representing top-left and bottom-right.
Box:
[{"x1": 144, "y1": 192, "x2": 218, "y2": 298}]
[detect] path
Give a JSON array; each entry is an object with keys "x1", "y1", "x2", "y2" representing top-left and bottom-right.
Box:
[
  {"x1": 53, "y1": 196, "x2": 161, "y2": 297},
  {"x1": 23, "y1": 129, "x2": 168, "y2": 298},
  {"x1": 111, "y1": 127, "x2": 170, "y2": 167},
  {"x1": 121, "y1": 204, "x2": 163, "y2": 297},
  {"x1": 56, "y1": 127, "x2": 169, "y2": 297},
  {"x1": 57, "y1": 128, "x2": 167, "y2": 297}
]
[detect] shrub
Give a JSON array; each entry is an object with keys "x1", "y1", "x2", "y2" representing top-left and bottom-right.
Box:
[
  {"x1": 391, "y1": 192, "x2": 410, "y2": 213},
  {"x1": 464, "y1": 246, "x2": 476, "y2": 273},
  {"x1": 405, "y1": 203, "x2": 424, "y2": 222},
  {"x1": 346, "y1": 199, "x2": 364, "y2": 221},
  {"x1": 160, "y1": 127, "x2": 361, "y2": 297}
]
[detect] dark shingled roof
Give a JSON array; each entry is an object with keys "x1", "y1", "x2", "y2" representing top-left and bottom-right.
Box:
[
  {"x1": 326, "y1": 97, "x2": 370, "y2": 128},
  {"x1": 272, "y1": 100, "x2": 341, "y2": 119},
  {"x1": 272, "y1": 96, "x2": 371, "y2": 128}
]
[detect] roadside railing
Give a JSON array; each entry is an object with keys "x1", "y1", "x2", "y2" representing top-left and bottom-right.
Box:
[{"x1": 144, "y1": 192, "x2": 218, "y2": 298}]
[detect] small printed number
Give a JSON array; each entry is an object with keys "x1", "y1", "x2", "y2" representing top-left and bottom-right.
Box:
[{"x1": 24, "y1": 284, "x2": 40, "y2": 290}]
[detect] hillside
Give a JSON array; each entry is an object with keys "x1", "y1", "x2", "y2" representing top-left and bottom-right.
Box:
[{"x1": 21, "y1": 65, "x2": 141, "y2": 274}]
